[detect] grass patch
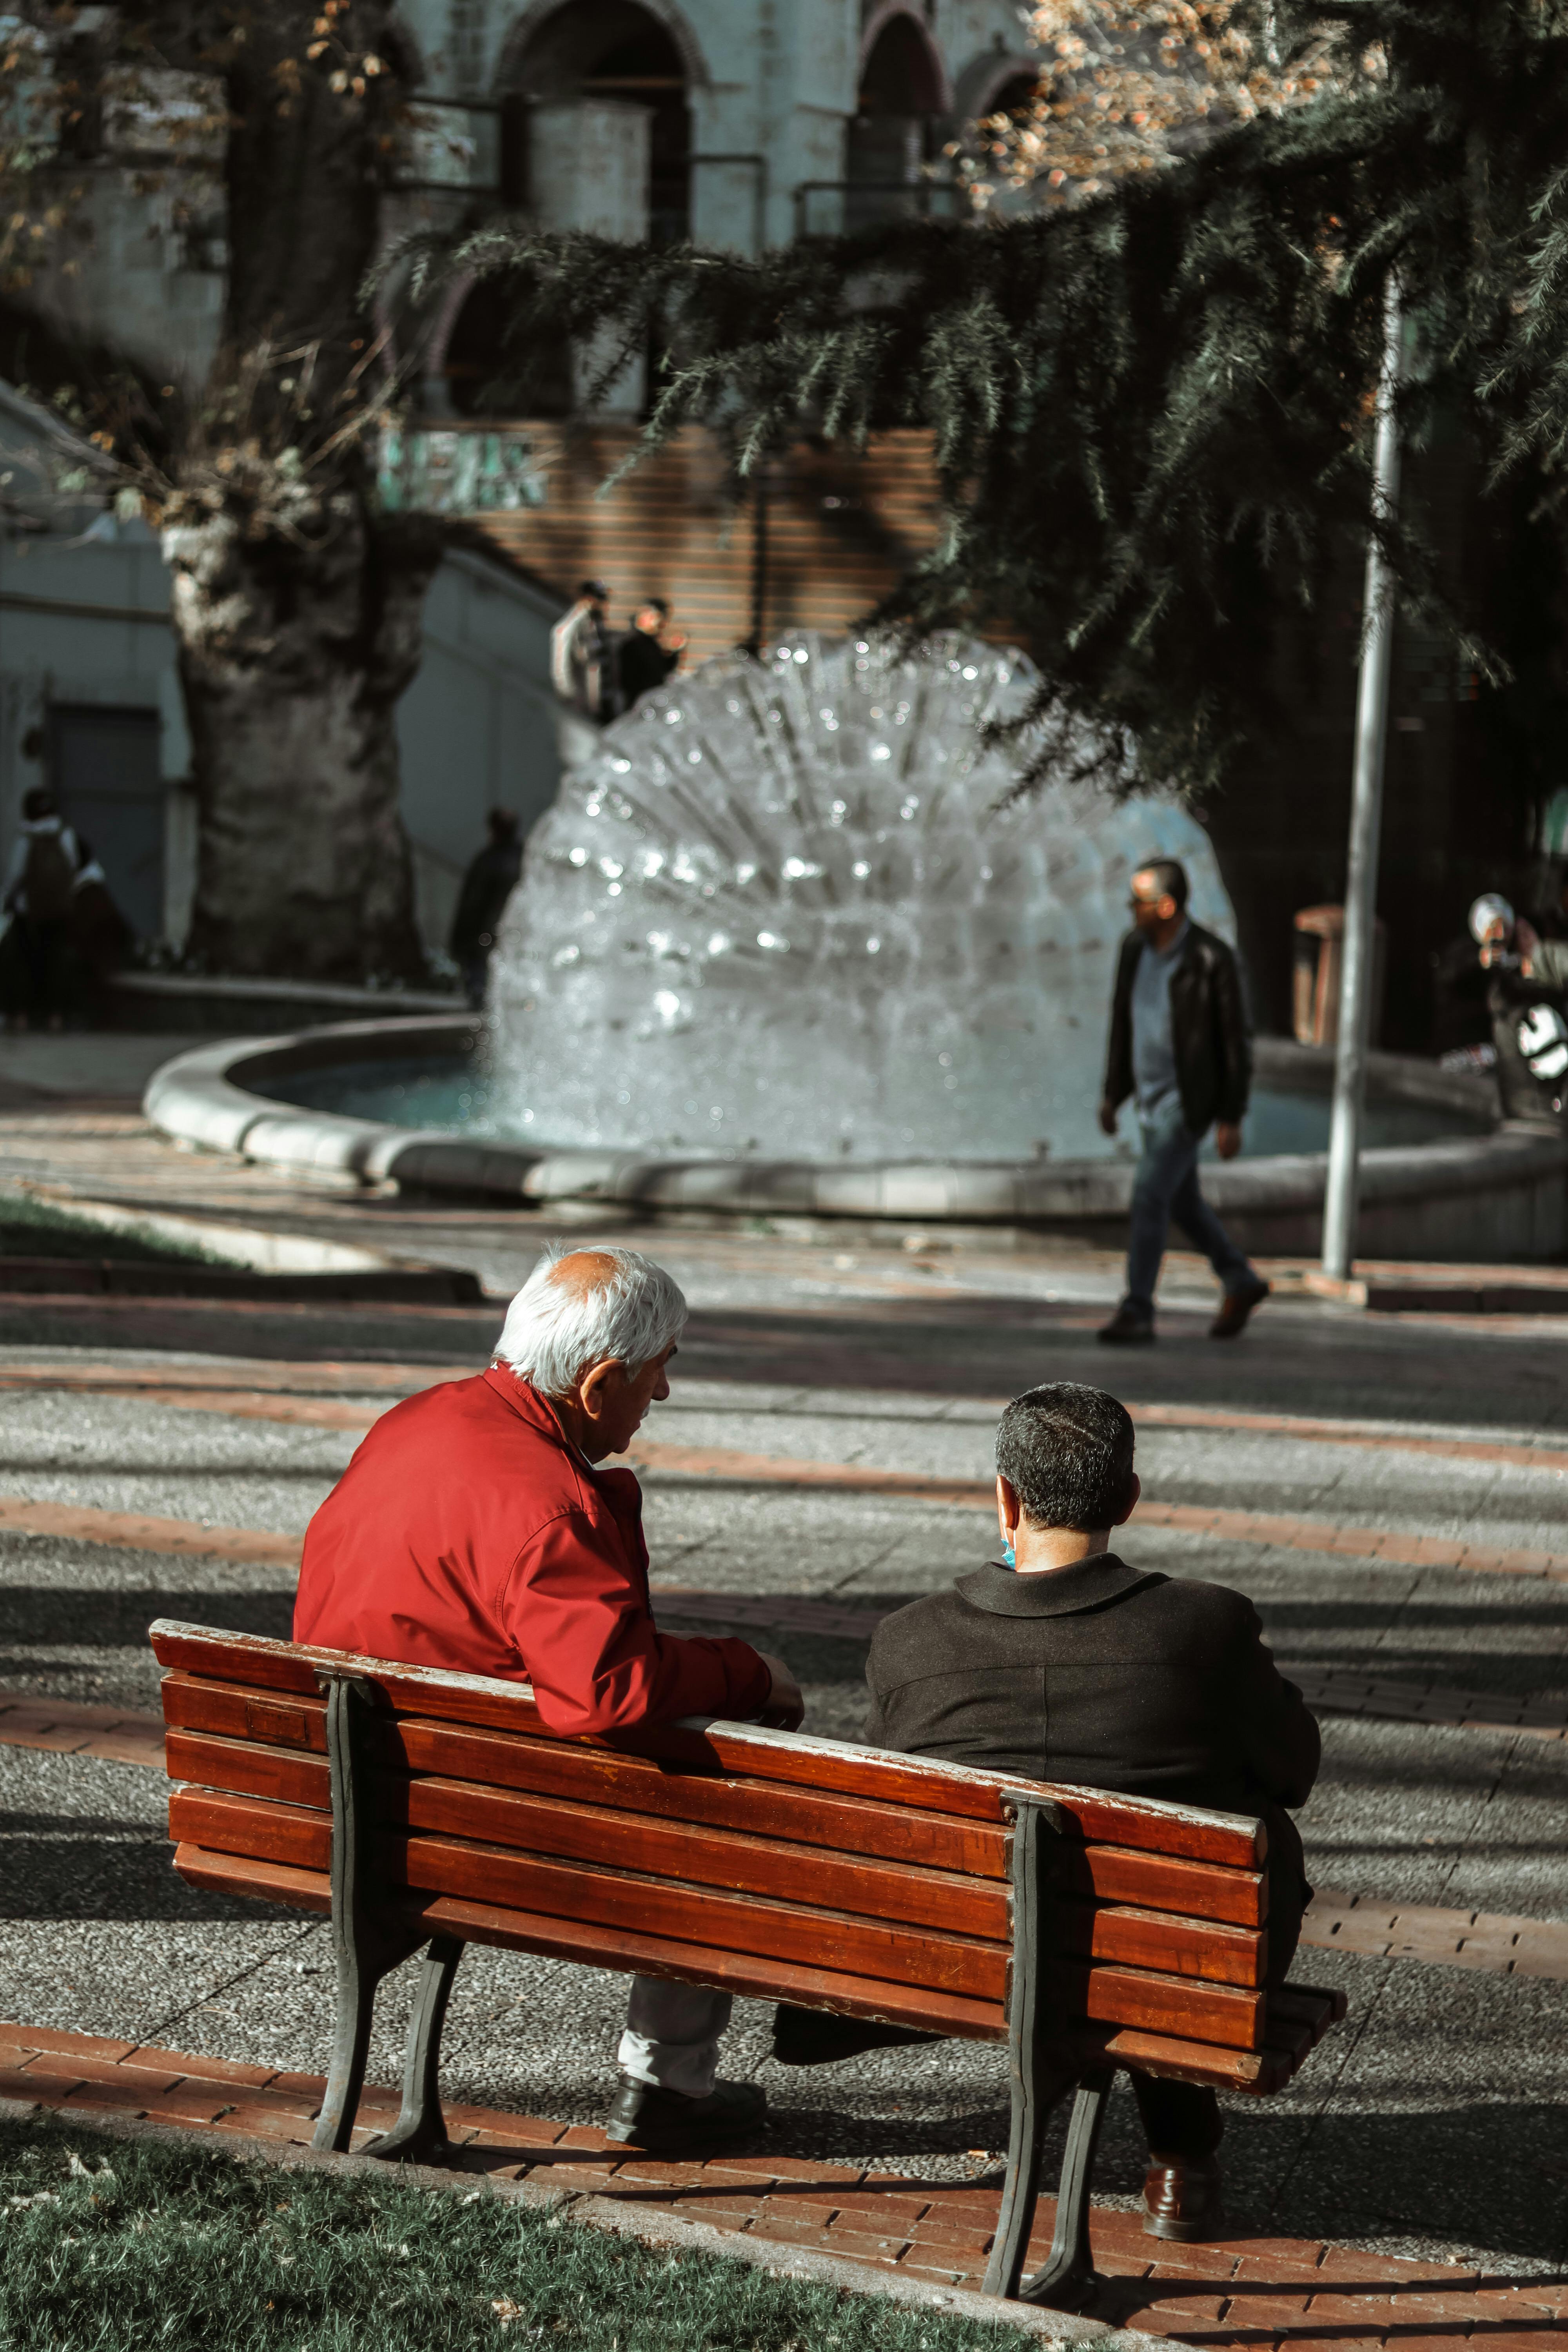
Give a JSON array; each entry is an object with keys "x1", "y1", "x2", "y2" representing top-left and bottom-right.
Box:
[
  {"x1": 0, "y1": 2112, "x2": 1040, "y2": 2352},
  {"x1": 0, "y1": 1192, "x2": 225, "y2": 1266}
]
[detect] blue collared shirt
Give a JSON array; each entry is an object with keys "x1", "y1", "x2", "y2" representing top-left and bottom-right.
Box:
[{"x1": 1130, "y1": 918, "x2": 1190, "y2": 1119}]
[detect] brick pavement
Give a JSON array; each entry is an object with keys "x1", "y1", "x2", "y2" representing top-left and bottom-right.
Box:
[
  {"x1": 11, "y1": 1351, "x2": 1568, "y2": 1479},
  {"x1": 0, "y1": 2022, "x2": 1560, "y2": 2347},
  {"x1": 2, "y1": 1455, "x2": 1567, "y2": 1586}
]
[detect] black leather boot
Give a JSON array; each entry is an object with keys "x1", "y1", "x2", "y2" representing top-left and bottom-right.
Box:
[
  {"x1": 1143, "y1": 2153, "x2": 1224, "y2": 2240},
  {"x1": 604, "y1": 2074, "x2": 766, "y2": 2151}
]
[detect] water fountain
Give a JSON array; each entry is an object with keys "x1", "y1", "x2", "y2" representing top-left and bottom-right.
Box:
[
  {"x1": 144, "y1": 633, "x2": 1533, "y2": 1258},
  {"x1": 486, "y1": 631, "x2": 1231, "y2": 1163}
]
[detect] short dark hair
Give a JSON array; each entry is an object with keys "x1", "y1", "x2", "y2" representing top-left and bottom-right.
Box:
[
  {"x1": 995, "y1": 1383, "x2": 1136, "y2": 1532},
  {"x1": 486, "y1": 807, "x2": 520, "y2": 842},
  {"x1": 21, "y1": 787, "x2": 54, "y2": 822},
  {"x1": 641, "y1": 595, "x2": 670, "y2": 617},
  {"x1": 580, "y1": 578, "x2": 609, "y2": 601},
  {"x1": 1135, "y1": 857, "x2": 1189, "y2": 909}
]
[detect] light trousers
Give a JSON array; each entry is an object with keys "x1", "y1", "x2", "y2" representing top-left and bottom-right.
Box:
[{"x1": 617, "y1": 1976, "x2": 732, "y2": 2098}]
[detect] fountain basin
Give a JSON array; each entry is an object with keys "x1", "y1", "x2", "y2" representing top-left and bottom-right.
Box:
[{"x1": 142, "y1": 1015, "x2": 1568, "y2": 1262}]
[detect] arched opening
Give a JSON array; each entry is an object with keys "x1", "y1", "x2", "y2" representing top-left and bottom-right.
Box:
[
  {"x1": 442, "y1": 271, "x2": 574, "y2": 417},
  {"x1": 846, "y1": 10, "x2": 949, "y2": 228},
  {"x1": 497, "y1": 1, "x2": 691, "y2": 244},
  {"x1": 440, "y1": 0, "x2": 692, "y2": 416}
]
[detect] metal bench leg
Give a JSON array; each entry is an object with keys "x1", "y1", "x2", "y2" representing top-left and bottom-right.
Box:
[
  {"x1": 1019, "y1": 2067, "x2": 1114, "y2": 2311},
  {"x1": 983, "y1": 1793, "x2": 1074, "y2": 2300},
  {"x1": 370, "y1": 1933, "x2": 466, "y2": 2164},
  {"x1": 313, "y1": 1945, "x2": 380, "y2": 2154},
  {"x1": 310, "y1": 1673, "x2": 422, "y2": 2155}
]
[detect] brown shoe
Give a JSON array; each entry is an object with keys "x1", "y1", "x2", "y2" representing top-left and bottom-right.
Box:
[
  {"x1": 1209, "y1": 1277, "x2": 1270, "y2": 1339},
  {"x1": 1143, "y1": 2153, "x2": 1223, "y2": 2241},
  {"x1": 1097, "y1": 1304, "x2": 1156, "y2": 1345}
]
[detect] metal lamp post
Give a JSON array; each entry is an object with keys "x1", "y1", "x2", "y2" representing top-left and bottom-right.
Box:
[{"x1": 1321, "y1": 274, "x2": 1406, "y2": 1283}]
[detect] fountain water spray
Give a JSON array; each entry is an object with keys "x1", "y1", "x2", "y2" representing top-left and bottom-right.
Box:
[{"x1": 487, "y1": 632, "x2": 1234, "y2": 1162}]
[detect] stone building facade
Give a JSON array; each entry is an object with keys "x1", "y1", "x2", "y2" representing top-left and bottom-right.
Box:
[{"x1": 6, "y1": 2, "x2": 1543, "y2": 1035}]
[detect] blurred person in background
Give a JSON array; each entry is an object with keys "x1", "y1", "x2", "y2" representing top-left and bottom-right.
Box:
[
  {"x1": 618, "y1": 597, "x2": 686, "y2": 711},
  {"x1": 449, "y1": 809, "x2": 523, "y2": 1008},
  {"x1": 550, "y1": 580, "x2": 618, "y2": 722},
  {"x1": 1443, "y1": 893, "x2": 1568, "y2": 1121},
  {"x1": 0, "y1": 788, "x2": 115, "y2": 1028}
]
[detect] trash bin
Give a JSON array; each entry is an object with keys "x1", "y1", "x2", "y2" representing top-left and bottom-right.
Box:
[{"x1": 1293, "y1": 904, "x2": 1387, "y2": 1048}]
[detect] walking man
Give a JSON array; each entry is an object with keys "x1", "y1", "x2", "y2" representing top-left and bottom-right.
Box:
[{"x1": 1098, "y1": 858, "x2": 1270, "y2": 1343}]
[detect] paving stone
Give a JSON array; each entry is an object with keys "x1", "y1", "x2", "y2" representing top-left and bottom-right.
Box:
[
  {"x1": 1220, "y1": 2295, "x2": 1318, "y2": 2325},
  {"x1": 7, "y1": 2025, "x2": 137, "y2": 2060},
  {"x1": 212, "y1": 2103, "x2": 314, "y2": 2141},
  {"x1": 144, "y1": 2052, "x2": 298, "y2": 2099},
  {"x1": 1138, "y1": 2293, "x2": 1236, "y2": 2322},
  {"x1": 0, "y1": 2065, "x2": 76, "y2": 2102},
  {"x1": 811, "y1": 2224, "x2": 915, "y2": 2262}
]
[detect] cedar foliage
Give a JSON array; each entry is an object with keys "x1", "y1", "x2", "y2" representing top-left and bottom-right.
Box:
[{"x1": 408, "y1": 0, "x2": 1568, "y2": 802}]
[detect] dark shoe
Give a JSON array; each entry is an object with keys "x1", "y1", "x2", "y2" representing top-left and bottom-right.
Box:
[
  {"x1": 771, "y1": 2003, "x2": 943, "y2": 2068},
  {"x1": 1098, "y1": 1305, "x2": 1156, "y2": 1345},
  {"x1": 1143, "y1": 2153, "x2": 1223, "y2": 2241},
  {"x1": 604, "y1": 2074, "x2": 766, "y2": 2151},
  {"x1": 1209, "y1": 1277, "x2": 1271, "y2": 1340}
]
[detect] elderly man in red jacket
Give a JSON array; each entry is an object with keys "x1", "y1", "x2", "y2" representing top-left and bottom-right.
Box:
[{"x1": 295, "y1": 1243, "x2": 802, "y2": 2152}]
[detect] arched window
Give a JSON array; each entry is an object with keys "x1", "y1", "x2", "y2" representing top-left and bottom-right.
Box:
[
  {"x1": 497, "y1": 0, "x2": 691, "y2": 243},
  {"x1": 440, "y1": 1, "x2": 695, "y2": 417},
  {"x1": 846, "y1": 9, "x2": 949, "y2": 225}
]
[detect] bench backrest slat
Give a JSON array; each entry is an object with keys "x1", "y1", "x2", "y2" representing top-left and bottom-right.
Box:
[
  {"x1": 168, "y1": 1782, "x2": 1267, "y2": 2051},
  {"x1": 152, "y1": 1626, "x2": 1269, "y2": 1867},
  {"x1": 164, "y1": 1730, "x2": 1265, "y2": 1988},
  {"x1": 171, "y1": 1835, "x2": 1008, "y2": 2042},
  {"x1": 163, "y1": 1682, "x2": 1014, "y2": 1880},
  {"x1": 163, "y1": 1690, "x2": 1269, "y2": 1933},
  {"x1": 154, "y1": 1621, "x2": 1278, "y2": 2067}
]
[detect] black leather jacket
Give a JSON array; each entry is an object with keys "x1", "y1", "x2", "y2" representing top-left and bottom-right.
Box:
[{"x1": 1102, "y1": 920, "x2": 1252, "y2": 1136}]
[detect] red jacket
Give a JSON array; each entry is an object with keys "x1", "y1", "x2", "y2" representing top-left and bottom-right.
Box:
[{"x1": 294, "y1": 1366, "x2": 771, "y2": 1737}]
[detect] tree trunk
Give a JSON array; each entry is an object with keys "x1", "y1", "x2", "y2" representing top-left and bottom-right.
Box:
[
  {"x1": 163, "y1": 1, "x2": 440, "y2": 981},
  {"x1": 167, "y1": 495, "x2": 441, "y2": 982}
]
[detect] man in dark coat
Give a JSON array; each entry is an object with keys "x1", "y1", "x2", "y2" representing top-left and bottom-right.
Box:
[
  {"x1": 617, "y1": 598, "x2": 684, "y2": 710},
  {"x1": 449, "y1": 809, "x2": 523, "y2": 1007},
  {"x1": 1098, "y1": 857, "x2": 1269, "y2": 1343},
  {"x1": 777, "y1": 1383, "x2": 1319, "y2": 2246}
]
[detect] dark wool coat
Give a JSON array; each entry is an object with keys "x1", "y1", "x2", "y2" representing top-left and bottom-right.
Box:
[
  {"x1": 1102, "y1": 921, "x2": 1252, "y2": 1136},
  {"x1": 865, "y1": 1556, "x2": 1319, "y2": 1936}
]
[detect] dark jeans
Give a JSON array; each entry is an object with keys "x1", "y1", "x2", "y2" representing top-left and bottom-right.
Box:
[
  {"x1": 1125, "y1": 1094, "x2": 1254, "y2": 1319},
  {"x1": 1131, "y1": 1807, "x2": 1310, "y2": 2162}
]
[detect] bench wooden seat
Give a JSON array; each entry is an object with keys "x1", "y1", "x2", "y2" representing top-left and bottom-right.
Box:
[{"x1": 151, "y1": 1618, "x2": 1345, "y2": 2308}]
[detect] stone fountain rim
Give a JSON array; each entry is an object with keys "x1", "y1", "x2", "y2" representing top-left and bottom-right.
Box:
[{"x1": 140, "y1": 1012, "x2": 1557, "y2": 1224}]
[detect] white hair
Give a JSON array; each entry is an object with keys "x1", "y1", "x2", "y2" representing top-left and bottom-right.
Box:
[
  {"x1": 1470, "y1": 892, "x2": 1514, "y2": 943},
  {"x1": 494, "y1": 1244, "x2": 688, "y2": 1397}
]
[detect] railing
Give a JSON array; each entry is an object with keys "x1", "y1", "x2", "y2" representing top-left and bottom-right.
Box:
[{"x1": 793, "y1": 177, "x2": 966, "y2": 239}]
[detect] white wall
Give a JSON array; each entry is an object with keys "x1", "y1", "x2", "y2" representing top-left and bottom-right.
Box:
[
  {"x1": 395, "y1": 546, "x2": 567, "y2": 952},
  {"x1": 0, "y1": 520, "x2": 564, "y2": 960}
]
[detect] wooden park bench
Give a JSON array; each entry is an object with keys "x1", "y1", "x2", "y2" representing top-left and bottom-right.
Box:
[{"x1": 150, "y1": 1617, "x2": 1345, "y2": 2310}]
